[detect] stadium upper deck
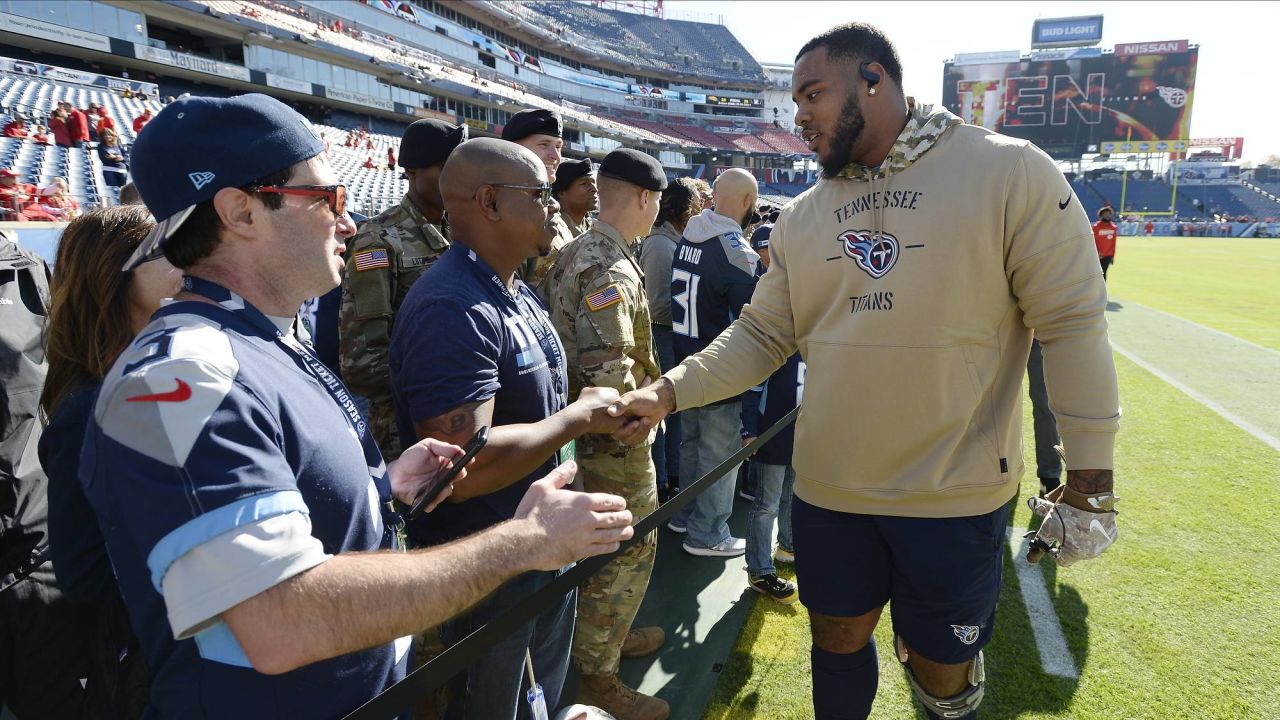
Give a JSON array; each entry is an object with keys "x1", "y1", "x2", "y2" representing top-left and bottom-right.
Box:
[{"x1": 487, "y1": 0, "x2": 767, "y2": 85}]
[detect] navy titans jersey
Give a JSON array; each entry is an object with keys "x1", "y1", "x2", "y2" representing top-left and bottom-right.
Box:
[
  {"x1": 80, "y1": 278, "x2": 407, "y2": 719},
  {"x1": 671, "y1": 223, "x2": 759, "y2": 403},
  {"x1": 389, "y1": 244, "x2": 568, "y2": 546}
]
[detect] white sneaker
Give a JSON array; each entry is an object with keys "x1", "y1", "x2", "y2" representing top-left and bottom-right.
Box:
[
  {"x1": 773, "y1": 547, "x2": 795, "y2": 564},
  {"x1": 666, "y1": 520, "x2": 687, "y2": 534},
  {"x1": 683, "y1": 536, "x2": 746, "y2": 558}
]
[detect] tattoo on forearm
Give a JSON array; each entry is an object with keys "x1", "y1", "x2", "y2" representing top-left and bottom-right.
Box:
[
  {"x1": 447, "y1": 411, "x2": 467, "y2": 433},
  {"x1": 1067, "y1": 469, "x2": 1113, "y2": 494}
]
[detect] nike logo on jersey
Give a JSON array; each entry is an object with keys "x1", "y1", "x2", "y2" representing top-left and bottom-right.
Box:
[
  {"x1": 1058, "y1": 195, "x2": 1072, "y2": 210},
  {"x1": 126, "y1": 378, "x2": 193, "y2": 403}
]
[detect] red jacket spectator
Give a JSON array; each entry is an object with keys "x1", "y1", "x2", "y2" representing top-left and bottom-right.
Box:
[
  {"x1": 68, "y1": 108, "x2": 90, "y2": 143},
  {"x1": 387, "y1": 147, "x2": 396, "y2": 166},
  {"x1": 31, "y1": 128, "x2": 52, "y2": 145},
  {"x1": 0, "y1": 169, "x2": 54, "y2": 221},
  {"x1": 48, "y1": 112, "x2": 71, "y2": 147},
  {"x1": 1093, "y1": 217, "x2": 1118, "y2": 258},
  {"x1": 95, "y1": 108, "x2": 115, "y2": 136},
  {"x1": 133, "y1": 109, "x2": 153, "y2": 134},
  {"x1": 362, "y1": 156, "x2": 376, "y2": 169},
  {"x1": 2, "y1": 119, "x2": 27, "y2": 138}
]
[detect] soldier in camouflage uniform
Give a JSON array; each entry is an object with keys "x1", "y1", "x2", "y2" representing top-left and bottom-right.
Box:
[
  {"x1": 551, "y1": 156, "x2": 597, "y2": 239},
  {"x1": 502, "y1": 108, "x2": 578, "y2": 295},
  {"x1": 546, "y1": 149, "x2": 670, "y2": 720},
  {"x1": 339, "y1": 119, "x2": 466, "y2": 460}
]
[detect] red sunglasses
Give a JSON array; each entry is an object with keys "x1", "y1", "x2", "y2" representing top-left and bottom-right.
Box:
[{"x1": 246, "y1": 184, "x2": 347, "y2": 217}]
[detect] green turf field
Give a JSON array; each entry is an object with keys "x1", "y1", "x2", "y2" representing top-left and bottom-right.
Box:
[
  {"x1": 703, "y1": 236, "x2": 1280, "y2": 719},
  {"x1": 1105, "y1": 236, "x2": 1280, "y2": 351}
]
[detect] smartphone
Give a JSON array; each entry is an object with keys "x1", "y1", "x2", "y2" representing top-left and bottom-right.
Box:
[{"x1": 407, "y1": 426, "x2": 488, "y2": 521}]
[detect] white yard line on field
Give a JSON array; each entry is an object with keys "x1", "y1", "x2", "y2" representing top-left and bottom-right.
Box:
[
  {"x1": 1110, "y1": 342, "x2": 1280, "y2": 454},
  {"x1": 1006, "y1": 527, "x2": 1080, "y2": 679}
]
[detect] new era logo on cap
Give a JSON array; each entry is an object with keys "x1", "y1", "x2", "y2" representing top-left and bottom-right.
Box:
[{"x1": 188, "y1": 171, "x2": 216, "y2": 189}]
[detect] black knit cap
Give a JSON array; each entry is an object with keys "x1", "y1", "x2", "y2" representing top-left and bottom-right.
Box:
[
  {"x1": 501, "y1": 108, "x2": 562, "y2": 141},
  {"x1": 598, "y1": 149, "x2": 667, "y2": 192},
  {"x1": 399, "y1": 119, "x2": 467, "y2": 169}
]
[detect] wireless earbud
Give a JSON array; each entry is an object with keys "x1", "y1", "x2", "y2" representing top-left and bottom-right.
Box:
[{"x1": 860, "y1": 62, "x2": 881, "y2": 95}]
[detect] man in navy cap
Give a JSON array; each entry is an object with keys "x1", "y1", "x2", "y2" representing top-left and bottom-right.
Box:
[
  {"x1": 79, "y1": 94, "x2": 636, "y2": 719},
  {"x1": 339, "y1": 118, "x2": 467, "y2": 461},
  {"x1": 546, "y1": 149, "x2": 670, "y2": 720},
  {"x1": 503, "y1": 108, "x2": 578, "y2": 289}
]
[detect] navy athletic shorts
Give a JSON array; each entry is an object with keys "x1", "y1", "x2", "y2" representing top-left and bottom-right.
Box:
[{"x1": 792, "y1": 496, "x2": 1012, "y2": 665}]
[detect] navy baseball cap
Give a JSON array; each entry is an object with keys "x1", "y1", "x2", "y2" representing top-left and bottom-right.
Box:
[
  {"x1": 751, "y1": 223, "x2": 773, "y2": 250},
  {"x1": 124, "y1": 93, "x2": 326, "y2": 270}
]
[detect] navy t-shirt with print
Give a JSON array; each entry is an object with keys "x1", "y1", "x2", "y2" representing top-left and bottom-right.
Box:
[{"x1": 389, "y1": 244, "x2": 568, "y2": 546}]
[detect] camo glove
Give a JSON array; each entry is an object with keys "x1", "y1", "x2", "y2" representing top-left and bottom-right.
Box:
[{"x1": 1025, "y1": 485, "x2": 1119, "y2": 567}]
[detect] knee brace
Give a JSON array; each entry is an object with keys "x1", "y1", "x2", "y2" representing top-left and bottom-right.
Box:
[{"x1": 894, "y1": 635, "x2": 985, "y2": 719}]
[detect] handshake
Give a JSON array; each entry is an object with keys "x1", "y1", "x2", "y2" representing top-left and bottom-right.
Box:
[{"x1": 570, "y1": 378, "x2": 678, "y2": 446}]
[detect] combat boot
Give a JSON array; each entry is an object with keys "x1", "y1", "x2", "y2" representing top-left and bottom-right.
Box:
[
  {"x1": 620, "y1": 626, "x2": 665, "y2": 658},
  {"x1": 577, "y1": 673, "x2": 669, "y2": 720}
]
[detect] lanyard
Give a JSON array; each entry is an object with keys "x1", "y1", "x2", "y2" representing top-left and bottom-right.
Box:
[
  {"x1": 180, "y1": 276, "x2": 403, "y2": 546},
  {"x1": 181, "y1": 276, "x2": 370, "y2": 441},
  {"x1": 465, "y1": 249, "x2": 568, "y2": 405}
]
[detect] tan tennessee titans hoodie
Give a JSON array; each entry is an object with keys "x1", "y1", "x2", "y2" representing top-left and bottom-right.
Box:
[{"x1": 666, "y1": 101, "x2": 1120, "y2": 518}]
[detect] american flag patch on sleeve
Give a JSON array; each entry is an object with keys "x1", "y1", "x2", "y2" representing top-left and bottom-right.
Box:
[
  {"x1": 353, "y1": 249, "x2": 390, "y2": 272},
  {"x1": 585, "y1": 284, "x2": 623, "y2": 312}
]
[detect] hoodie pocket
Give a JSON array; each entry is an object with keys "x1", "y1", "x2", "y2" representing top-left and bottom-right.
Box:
[{"x1": 796, "y1": 341, "x2": 1004, "y2": 494}]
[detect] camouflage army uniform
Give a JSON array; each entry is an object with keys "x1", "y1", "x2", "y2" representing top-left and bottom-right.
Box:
[
  {"x1": 564, "y1": 213, "x2": 592, "y2": 239},
  {"x1": 339, "y1": 196, "x2": 449, "y2": 460},
  {"x1": 528, "y1": 212, "x2": 580, "y2": 306},
  {"x1": 546, "y1": 220, "x2": 661, "y2": 676}
]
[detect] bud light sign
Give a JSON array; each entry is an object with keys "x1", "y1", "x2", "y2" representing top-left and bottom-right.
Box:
[{"x1": 1032, "y1": 16, "x2": 1104, "y2": 48}]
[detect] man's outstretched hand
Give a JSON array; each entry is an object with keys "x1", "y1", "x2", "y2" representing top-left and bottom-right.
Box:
[
  {"x1": 515, "y1": 461, "x2": 635, "y2": 570},
  {"x1": 607, "y1": 377, "x2": 677, "y2": 446}
]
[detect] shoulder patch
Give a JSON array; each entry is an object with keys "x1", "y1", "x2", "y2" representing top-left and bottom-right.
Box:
[
  {"x1": 585, "y1": 283, "x2": 624, "y2": 312},
  {"x1": 354, "y1": 249, "x2": 390, "y2": 272},
  {"x1": 720, "y1": 232, "x2": 761, "y2": 277},
  {"x1": 98, "y1": 317, "x2": 241, "y2": 467}
]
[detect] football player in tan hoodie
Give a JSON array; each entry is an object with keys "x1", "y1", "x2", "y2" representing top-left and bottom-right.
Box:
[{"x1": 609, "y1": 22, "x2": 1120, "y2": 720}]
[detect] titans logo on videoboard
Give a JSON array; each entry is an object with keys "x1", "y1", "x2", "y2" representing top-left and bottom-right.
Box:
[{"x1": 838, "y1": 230, "x2": 900, "y2": 279}]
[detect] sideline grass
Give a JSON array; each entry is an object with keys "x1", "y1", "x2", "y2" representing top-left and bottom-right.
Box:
[
  {"x1": 1106, "y1": 236, "x2": 1280, "y2": 351},
  {"x1": 704, "y1": 353, "x2": 1280, "y2": 719}
]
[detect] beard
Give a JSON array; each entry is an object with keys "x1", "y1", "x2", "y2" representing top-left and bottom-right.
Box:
[{"x1": 819, "y1": 93, "x2": 867, "y2": 179}]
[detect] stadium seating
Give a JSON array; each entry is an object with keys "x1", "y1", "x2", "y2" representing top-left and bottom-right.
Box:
[
  {"x1": 514, "y1": 1, "x2": 765, "y2": 83},
  {"x1": 1089, "y1": 179, "x2": 1178, "y2": 215},
  {"x1": 196, "y1": 0, "x2": 687, "y2": 149},
  {"x1": 1176, "y1": 185, "x2": 1280, "y2": 219},
  {"x1": 0, "y1": 75, "x2": 160, "y2": 207},
  {"x1": 759, "y1": 130, "x2": 810, "y2": 155}
]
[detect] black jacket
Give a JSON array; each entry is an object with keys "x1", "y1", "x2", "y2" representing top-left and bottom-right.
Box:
[{"x1": 0, "y1": 231, "x2": 52, "y2": 592}]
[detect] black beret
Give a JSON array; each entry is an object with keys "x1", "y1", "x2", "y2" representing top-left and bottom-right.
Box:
[
  {"x1": 501, "y1": 108, "x2": 562, "y2": 141},
  {"x1": 552, "y1": 157, "x2": 594, "y2": 194},
  {"x1": 399, "y1": 119, "x2": 467, "y2": 169},
  {"x1": 598, "y1": 149, "x2": 667, "y2": 192}
]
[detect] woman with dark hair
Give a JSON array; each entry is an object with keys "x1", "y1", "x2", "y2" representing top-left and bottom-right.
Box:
[
  {"x1": 639, "y1": 177, "x2": 703, "y2": 501},
  {"x1": 97, "y1": 127, "x2": 129, "y2": 191},
  {"x1": 38, "y1": 205, "x2": 181, "y2": 719}
]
